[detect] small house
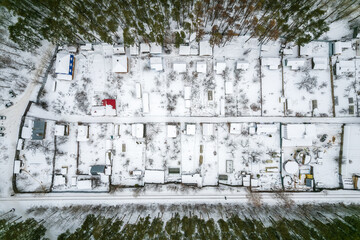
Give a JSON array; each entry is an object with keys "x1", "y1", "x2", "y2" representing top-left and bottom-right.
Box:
[
  {"x1": 336, "y1": 60, "x2": 355, "y2": 75},
  {"x1": 53, "y1": 175, "x2": 66, "y2": 186},
  {"x1": 150, "y1": 43, "x2": 162, "y2": 54},
  {"x1": 90, "y1": 165, "x2": 106, "y2": 175},
  {"x1": 236, "y1": 61, "x2": 249, "y2": 70},
  {"x1": 130, "y1": 45, "x2": 139, "y2": 56},
  {"x1": 199, "y1": 41, "x2": 212, "y2": 56},
  {"x1": 261, "y1": 57, "x2": 280, "y2": 70},
  {"x1": 136, "y1": 83, "x2": 142, "y2": 99},
  {"x1": 142, "y1": 92, "x2": 150, "y2": 113},
  {"x1": 334, "y1": 41, "x2": 352, "y2": 55},
  {"x1": 256, "y1": 124, "x2": 278, "y2": 134},
  {"x1": 182, "y1": 174, "x2": 202, "y2": 187},
  {"x1": 173, "y1": 62, "x2": 187, "y2": 73},
  {"x1": 186, "y1": 124, "x2": 196, "y2": 135},
  {"x1": 140, "y1": 43, "x2": 150, "y2": 53},
  {"x1": 229, "y1": 123, "x2": 241, "y2": 134},
  {"x1": 285, "y1": 58, "x2": 306, "y2": 70},
  {"x1": 132, "y1": 124, "x2": 144, "y2": 138},
  {"x1": 196, "y1": 62, "x2": 207, "y2": 73},
  {"x1": 77, "y1": 179, "x2": 92, "y2": 190},
  {"x1": 144, "y1": 170, "x2": 165, "y2": 184},
  {"x1": 179, "y1": 45, "x2": 190, "y2": 56},
  {"x1": 168, "y1": 168, "x2": 180, "y2": 174},
  {"x1": 77, "y1": 125, "x2": 89, "y2": 141},
  {"x1": 14, "y1": 160, "x2": 22, "y2": 174},
  {"x1": 80, "y1": 43, "x2": 92, "y2": 51},
  {"x1": 32, "y1": 119, "x2": 46, "y2": 140},
  {"x1": 215, "y1": 61, "x2": 226, "y2": 75},
  {"x1": 55, "y1": 53, "x2": 75, "y2": 81},
  {"x1": 202, "y1": 123, "x2": 214, "y2": 136},
  {"x1": 150, "y1": 57, "x2": 163, "y2": 71},
  {"x1": 113, "y1": 45, "x2": 125, "y2": 54},
  {"x1": 167, "y1": 124, "x2": 177, "y2": 138},
  {"x1": 312, "y1": 57, "x2": 328, "y2": 70},
  {"x1": 102, "y1": 99, "x2": 117, "y2": 116},
  {"x1": 184, "y1": 86, "x2": 191, "y2": 100},
  {"x1": 112, "y1": 55, "x2": 128, "y2": 73},
  {"x1": 54, "y1": 124, "x2": 69, "y2": 136}
]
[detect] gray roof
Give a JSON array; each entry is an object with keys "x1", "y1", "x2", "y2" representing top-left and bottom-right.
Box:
[
  {"x1": 90, "y1": 165, "x2": 106, "y2": 175},
  {"x1": 32, "y1": 120, "x2": 46, "y2": 140}
]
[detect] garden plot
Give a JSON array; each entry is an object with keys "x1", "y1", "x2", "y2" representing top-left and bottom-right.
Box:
[
  {"x1": 333, "y1": 58, "x2": 358, "y2": 116},
  {"x1": 261, "y1": 67, "x2": 283, "y2": 116},
  {"x1": 284, "y1": 61, "x2": 333, "y2": 117},
  {"x1": 181, "y1": 123, "x2": 201, "y2": 174},
  {"x1": 214, "y1": 37, "x2": 261, "y2": 116},
  {"x1": 16, "y1": 120, "x2": 56, "y2": 192},
  {"x1": 282, "y1": 124, "x2": 341, "y2": 191},
  {"x1": 145, "y1": 123, "x2": 181, "y2": 172},
  {"x1": 201, "y1": 126, "x2": 218, "y2": 186},
  {"x1": 53, "y1": 122, "x2": 78, "y2": 190},
  {"x1": 217, "y1": 123, "x2": 281, "y2": 190},
  {"x1": 78, "y1": 124, "x2": 113, "y2": 174},
  {"x1": 112, "y1": 124, "x2": 145, "y2": 186}
]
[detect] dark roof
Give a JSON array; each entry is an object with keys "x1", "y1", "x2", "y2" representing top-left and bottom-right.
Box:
[
  {"x1": 219, "y1": 174, "x2": 228, "y2": 181},
  {"x1": 90, "y1": 165, "x2": 106, "y2": 175},
  {"x1": 32, "y1": 120, "x2": 46, "y2": 140},
  {"x1": 168, "y1": 168, "x2": 180, "y2": 174}
]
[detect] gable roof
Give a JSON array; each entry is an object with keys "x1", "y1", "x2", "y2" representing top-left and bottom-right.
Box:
[
  {"x1": 55, "y1": 53, "x2": 74, "y2": 80},
  {"x1": 112, "y1": 55, "x2": 128, "y2": 73}
]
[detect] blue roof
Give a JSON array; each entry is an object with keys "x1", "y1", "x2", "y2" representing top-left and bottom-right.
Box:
[
  {"x1": 32, "y1": 120, "x2": 46, "y2": 140},
  {"x1": 68, "y1": 54, "x2": 74, "y2": 75}
]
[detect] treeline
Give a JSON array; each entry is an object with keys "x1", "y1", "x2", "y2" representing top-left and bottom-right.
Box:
[{"x1": 0, "y1": 0, "x2": 359, "y2": 51}]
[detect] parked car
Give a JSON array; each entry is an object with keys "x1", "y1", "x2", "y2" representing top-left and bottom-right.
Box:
[
  {"x1": 9, "y1": 90, "x2": 16, "y2": 98},
  {"x1": 320, "y1": 134, "x2": 328, "y2": 142},
  {"x1": 5, "y1": 102, "x2": 13, "y2": 108},
  {"x1": 0, "y1": 133, "x2": 4, "y2": 137},
  {"x1": 0, "y1": 127, "x2": 4, "y2": 131},
  {"x1": 0, "y1": 116, "x2": 5, "y2": 120}
]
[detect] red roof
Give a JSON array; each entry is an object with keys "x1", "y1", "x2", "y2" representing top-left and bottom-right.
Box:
[{"x1": 102, "y1": 99, "x2": 116, "y2": 109}]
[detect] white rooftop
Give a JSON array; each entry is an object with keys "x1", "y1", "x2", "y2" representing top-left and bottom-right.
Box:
[
  {"x1": 140, "y1": 43, "x2": 150, "y2": 53},
  {"x1": 343, "y1": 125, "x2": 360, "y2": 178},
  {"x1": 336, "y1": 60, "x2": 355, "y2": 75},
  {"x1": 203, "y1": 123, "x2": 214, "y2": 136},
  {"x1": 184, "y1": 86, "x2": 191, "y2": 100},
  {"x1": 257, "y1": 124, "x2": 278, "y2": 134},
  {"x1": 55, "y1": 53, "x2": 74, "y2": 80},
  {"x1": 199, "y1": 41, "x2": 212, "y2": 56},
  {"x1": 150, "y1": 57, "x2": 163, "y2": 71},
  {"x1": 54, "y1": 125, "x2": 65, "y2": 136},
  {"x1": 196, "y1": 62, "x2": 207, "y2": 73},
  {"x1": 334, "y1": 41, "x2": 352, "y2": 55},
  {"x1": 130, "y1": 45, "x2": 139, "y2": 55},
  {"x1": 179, "y1": 45, "x2": 190, "y2": 55},
  {"x1": 144, "y1": 170, "x2": 165, "y2": 184},
  {"x1": 150, "y1": 43, "x2": 162, "y2": 54},
  {"x1": 286, "y1": 58, "x2": 306, "y2": 70},
  {"x1": 236, "y1": 61, "x2": 249, "y2": 70},
  {"x1": 313, "y1": 57, "x2": 328, "y2": 70},
  {"x1": 262, "y1": 57, "x2": 280, "y2": 70},
  {"x1": 186, "y1": 124, "x2": 196, "y2": 135},
  {"x1": 225, "y1": 81, "x2": 233, "y2": 94},
  {"x1": 132, "y1": 124, "x2": 144, "y2": 138},
  {"x1": 215, "y1": 61, "x2": 226, "y2": 74},
  {"x1": 173, "y1": 62, "x2": 187, "y2": 73},
  {"x1": 77, "y1": 125, "x2": 89, "y2": 141},
  {"x1": 77, "y1": 180, "x2": 92, "y2": 190},
  {"x1": 112, "y1": 55, "x2": 128, "y2": 73},
  {"x1": 167, "y1": 125, "x2": 177, "y2": 138},
  {"x1": 54, "y1": 175, "x2": 66, "y2": 186},
  {"x1": 113, "y1": 45, "x2": 125, "y2": 54}
]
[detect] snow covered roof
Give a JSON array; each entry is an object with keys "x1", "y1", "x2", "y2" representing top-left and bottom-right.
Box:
[
  {"x1": 190, "y1": 47, "x2": 199, "y2": 55},
  {"x1": 132, "y1": 124, "x2": 144, "y2": 138},
  {"x1": 182, "y1": 174, "x2": 202, "y2": 186},
  {"x1": 236, "y1": 61, "x2": 249, "y2": 70},
  {"x1": 167, "y1": 125, "x2": 177, "y2": 138},
  {"x1": 140, "y1": 43, "x2": 150, "y2": 53},
  {"x1": 91, "y1": 106, "x2": 105, "y2": 116},
  {"x1": 343, "y1": 125, "x2": 360, "y2": 178},
  {"x1": 113, "y1": 45, "x2": 125, "y2": 54},
  {"x1": 300, "y1": 44, "x2": 312, "y2": 56},
  {"x1": 150, "y1": 43, "x2": 162, "y2": 54},
  {"x1": 186, "y1": 124, "x2": 196, "y2": 135},
  {"x1": 142, "y1": 92, "x2": 150, "y2": 113},
  {"x1": 54, "y1": 124, "x2": 65, "y2": 136},
  {"x1": 196, "y1": 62, "x2": 206, "y2": 73},
  {"x1": 334, "y1": 41, "x2": 352, "y2": 55},
  {"x1": 215, "y1": 61, "x2": 226, "y2": 74},
  {"x1": 313, "y1": 57, "x2": 328, "y2": 70},
  {"x1": 202, "y1": 124, "x2": 214, "y2": 136},
  {"x1": 150, "y1": 57, "x2": 163, "y2": 71},
  {"x1": 54, "y1": 175, "x2": 66, "y2": 186},
  {"x1": 77, "y1": 180, "x2": 92, "y2": 190},
  {"x1": 225, "y1": 81, "x2": 233, "y2": 94},
  {"x1": 21, "y1": 126, "x2": 32, "y2": 139},
  {"x1": 184, "y1": 86, "x2": 191, "y2": 100},
  {"x1": 229, "y1": 123, "x2": 241, "y2": 134},
  {"x1": 144, "y1": 170, "x2": 165, "y2": 184},
  {"x1": 336, "y1": 60, "x2": 355, "y2": 75},
  {"x1": 112, "y1": 55, "x2": 128, "y2": 73},
  {"x1": 261, "y1": 57, "x2": 280, "y2": 70},
  {"x1": 14, "y1": 160, "x2": 21, "y2": 174},
  {"x1": 284, "y1": 161, "x2": 299, "y2": 174},
  {"x1": 283, "y1": 48, "x2": 294, "y2": 55},
  {"x1": 199, "y1": 41, "x2": 212, "y2": 56},
  {"x1": 179, "y1": 45, "x2": 190, "y2": 55},
  {"x1": 77, "y1": 125, "x2": 89, "y2": 141},
  {"x1": 256, "y1": 124, "x2": 278, "y2": 134},
  {"x1": 173, "y1": 62, "x2": 187, "y2": 73},
  {"x1": 130, "y1": 45, "x2": 139, "y2": 55},
  {"x1": 80, "y1": 43, "x2": 92, "y2": 51},
  {"x1": 283, "y1": 124, "x2": 316, "y2": 147},
  {"x1": 55, "y1": 53, "x2": 75, "y2": 80},
  {"x1": 136, "y1": 83, "x2": 142, "y2": 99},
  {"x1": 285, "y1": 58, "x2": 306, "y2": 70}
]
